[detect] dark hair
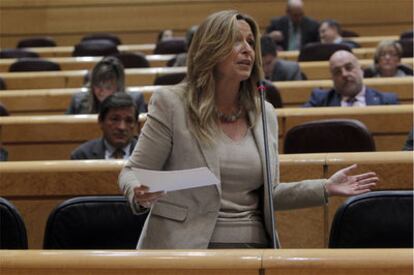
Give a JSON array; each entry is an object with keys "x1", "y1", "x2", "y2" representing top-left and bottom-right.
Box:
[
  {"x1": 90, "y1": 56, "x2": 124, "y2": 91},
  {"x1": 98, "y1": 92, "x2": 137, "y2": 121},
  {"x1": 320, "y1": 19, "x2": 342, "y2": 33},
  {"x1": 260, "y1": 35, "x2": 277, "y2": 57},
  {"x1": 86, "y1": 56, "x2": 125, "y2": 113}
]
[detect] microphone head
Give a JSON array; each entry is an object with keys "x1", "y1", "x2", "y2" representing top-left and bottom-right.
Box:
[{"x1": 257, "y1": 80, "x2": 267, "y2": 93}]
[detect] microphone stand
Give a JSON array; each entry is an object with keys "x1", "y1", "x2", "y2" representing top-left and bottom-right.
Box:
[{"x1": 257, "y1": 81, "x2": 278, "y2": 249}]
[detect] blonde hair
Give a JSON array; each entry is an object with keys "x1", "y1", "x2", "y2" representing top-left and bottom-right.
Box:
[
  {"x1": 374, "y1": 40, "x2": 403, "y2": 64},
  {"x1": 185, "y1": 10, "x2": 263, "y2": 143}
]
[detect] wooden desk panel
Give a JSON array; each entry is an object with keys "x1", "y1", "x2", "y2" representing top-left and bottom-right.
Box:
[
  {"x1": 277, "y1": 105, "x2": 413, "y2": 151},
  {"x1": 324, "y1": 151, "x2": 414, "y2": 246},
  {"x1": 0, "y1": 55, "x2": 175, "y2": 72},
  {"x1": 263, "y1": 249, "x2": 413, "y2": 275},
  {"x1": 0, "y1": 67, "x2": 187, "y2": 90},
  {"x1": 0, "y1": 249, "x2": 412, "y2": 275},
  {"x1": 0, "y1": 250, "x2": 262, "y2": 275},
  {"x1": 1, "y1": 152, "x2": 411, "y2": 249},
  {"x1": 0, "y1": 77, "x2": 411, "y2": 116},
  {"x1": 278, "y1": 154, "x2": 326, "y2": 248}
]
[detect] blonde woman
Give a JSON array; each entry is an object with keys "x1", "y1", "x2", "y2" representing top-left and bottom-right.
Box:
[
  {"x1": 119, "y1": 10, "x2": 378, "y2": 249},
  {"x1": 365, "y1": 40, "x2": 413, "y2": 77}
]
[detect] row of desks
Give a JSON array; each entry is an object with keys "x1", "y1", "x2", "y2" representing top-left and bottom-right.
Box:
[
  {"x1": 0, "y1": 151, "x2": 412, "y2": 249},
  {"x1": 0, "y1": 249, "x2": 412, "y2": 275},
  {"x1": 14, "y1": 37, "x2": 397, "y2": 57},
  {"x1": 0, "y1": 77, "x2": 412, "y2": 115},
  {"x1": 0, "y1": 57, "x2": 412, "y2": 82},
  {"x1": 0, "y1": 105, "x2": 412, "y2": 162},
  {"x1": 0, "y1": 58, "x2": 412, "y2": 90}
]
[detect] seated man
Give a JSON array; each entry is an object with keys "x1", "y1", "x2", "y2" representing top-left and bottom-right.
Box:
[
  {"x1": 319, "y1": 19, "x2": 360, "y2": 49},
  {"x1": 261, "y1": 35, "x2": 304, "y2": 81},
  {"x1": 266, "y1": 0, "x2": 319, "y2": 50},
  {"x1": 70, "y1": 93, "x2": 138, "y2": 160},
  {"x1": 304, "y1": 50, "x2": 399, "y2": 107}
]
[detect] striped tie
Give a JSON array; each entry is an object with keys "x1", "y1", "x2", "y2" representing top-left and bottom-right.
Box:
[{"x1": 111, "y1": 148, "x2": 125, "y2": 159}]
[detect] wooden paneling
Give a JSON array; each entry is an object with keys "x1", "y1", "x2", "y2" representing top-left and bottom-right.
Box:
[
  {"x1": 0, "y1": 105, "x2": 411, "y2": 161},
  {"x1": 1, "y1": 249, "x2": 411, "y2": 275},
  {"x1": 0, "y1": 152, "x2": 411, "y2": 248},
  {"x1": 1, "y1": 0, "x2": 411, "y2": 47},
  {"x1": 0, "y1": 77, "x2": 412, "y2": 116},
  {"x1": 263, "y1": 249, "x2": 413, "y2": 275},
  {"x1": 277, "y1": 105, "x2": 413, "y2": 152}
]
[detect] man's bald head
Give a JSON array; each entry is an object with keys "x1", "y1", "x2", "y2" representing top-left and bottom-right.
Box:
[
  {"x1": 286, "y1": 0, "x2": 304, "y2": 25},
  {"x1": 329, "y1": 50, "x2": 364, "y2": 98}
]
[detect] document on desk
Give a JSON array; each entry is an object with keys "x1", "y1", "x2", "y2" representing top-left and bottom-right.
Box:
[{"x1": 131, "y1": 167, "x2": 219, "y2": 192}]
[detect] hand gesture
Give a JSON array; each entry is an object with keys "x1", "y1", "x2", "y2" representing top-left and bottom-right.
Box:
[
  {"x1": 325, "y1": 164, "x2": 378, "y2": 197},
  {"x1": 133, "y1": 185, "x2": 165, "y2": 208}
]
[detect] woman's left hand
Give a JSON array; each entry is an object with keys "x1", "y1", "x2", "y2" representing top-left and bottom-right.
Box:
[{"x1": 325, "y1": 164, "x2": 379, "y2": 197}]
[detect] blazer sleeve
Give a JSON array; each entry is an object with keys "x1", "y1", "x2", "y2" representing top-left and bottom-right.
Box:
[
  {"x1": 266, "y1": 102, "x2": 327, "y2": 210},
  {"x1": 384, "y1": 92, "x2": 399, "y2": 104},
  {"x1": 119, "y1": 89, "x2": 174, "y2": 214}
]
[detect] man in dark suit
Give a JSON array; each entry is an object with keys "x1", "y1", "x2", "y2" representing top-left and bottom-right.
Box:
[
  {"x1": 304, "y1": 50, "x2": 399, "y2": 107},
  {"x1": 71, "y1": 93, "x2": 138, "y2": 160},
  {"x1": 319, "y1": 19, "x2": 360, "y2": 49},
  {"x1": 266, "y1": 0, "x2": 320, "y2": 50},
  {"x1": 261, "y1": 35, "x2": 304, "y2": 81}
]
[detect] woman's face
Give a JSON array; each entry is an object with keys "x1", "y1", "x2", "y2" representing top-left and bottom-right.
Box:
[
  {"x1": 215, "y1": 20, "x2": 256, "y2": 83},
  {"x1": 378, "y1": 46, "x2": 400, "y2": 74},
  {"x1": 93, "y1": 80, "x2": 117, "y2": 102}
]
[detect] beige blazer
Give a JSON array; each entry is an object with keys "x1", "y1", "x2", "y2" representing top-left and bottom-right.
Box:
[{"x1": 119, "y1": 83, "x2": 327, "y2": 249}]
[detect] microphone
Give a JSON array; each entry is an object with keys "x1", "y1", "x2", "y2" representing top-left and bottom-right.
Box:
[{"x1": 257, "y1": 80, "x2": 278, "y2": 249}]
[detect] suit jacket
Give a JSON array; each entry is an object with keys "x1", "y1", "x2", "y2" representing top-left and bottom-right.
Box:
[
  {"x1": 271, "y1": 59, "x2": 303, "y2": 81},
  {"x1": 266, "y1": 15, "x2": 320, "y2": 50},
  {"x1": 70, "y1": 137, "x2": 138, "y2": 160},
  {"x1": 119, "y1": 83, "x2": 327, "y2": 249},
  {"x1": 66, "y1": 91, "x2": 146, "y2": 115},
  {"x1": 303, "y1": 87, "x2": 399, "y2": 107}
]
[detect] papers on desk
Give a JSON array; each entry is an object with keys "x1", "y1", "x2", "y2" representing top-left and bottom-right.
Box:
[{"x1": 131, "y1": 167, "x2": 219, "y2": 192}]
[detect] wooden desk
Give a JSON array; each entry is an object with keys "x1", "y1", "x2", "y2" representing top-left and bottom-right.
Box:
[
  {"x1": 0, "y1": 152, "x2": 412, "y2": 248},
  {"x1": 20, "y1": 34, "x2": 400, "y2": 58},
  {"x1": 1, "y1": 56, "x2": 412, "y2": 81},
  {"x1": 0, "y1": 67, "x2": 187, "y2": 90},
  {"x1": 0, "y1": 249, "x2": 412, "y2": 275},
  {"x1": 276, "y1": 105, "x2": 413, "y2": 152},
  {"x1": 1, "y1": 77, "x2": 412, "y2": 116},
  {"x1": 0, "y1": 54, "x2": 175, "y2": 72},
  {"x1": 0, "y1": 105, "x2": 411, "y2": 161}
]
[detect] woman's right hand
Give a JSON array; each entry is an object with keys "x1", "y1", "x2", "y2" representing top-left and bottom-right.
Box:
[{"x1": 133, "y1": 185, "x2": 165, "y2": 208}]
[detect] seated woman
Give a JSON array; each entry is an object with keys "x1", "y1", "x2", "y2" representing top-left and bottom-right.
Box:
[
  {"x1": 364, "y1": 40, "x2": 413, "y2": 78},
  {"x1": 66, "y1": 56, "x2": 146, "y2": 116}
]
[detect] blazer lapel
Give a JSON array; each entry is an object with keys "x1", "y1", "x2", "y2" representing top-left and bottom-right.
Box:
[
  {"x1": 93, "y1": 138, "x2": 106, "y2": 159},
  {"x1": 365, "y1": 88, "x2": 379, "y2": 105},
  {"x1": 188, "y1": 117, "x2": 221, "y2": 195}
]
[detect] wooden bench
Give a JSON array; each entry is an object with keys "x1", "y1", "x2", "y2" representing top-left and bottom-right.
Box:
[
  {"x1": 1, "y1": 77, "x2": 411, "y2": 115},
  {"x1": 0, "y1": 152, "x2": 411, "y2": 249},
  {"x1": 0, "y1": 105, "x2": 412, "y2": 161},
  {"x1": 0, "y1": 249, "x2": 412, "y2": 275}
]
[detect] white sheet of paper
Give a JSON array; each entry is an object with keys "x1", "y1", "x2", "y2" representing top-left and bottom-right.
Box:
[{"x1": 131, "y1": 167, "x2": 219, "y2": 192}]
